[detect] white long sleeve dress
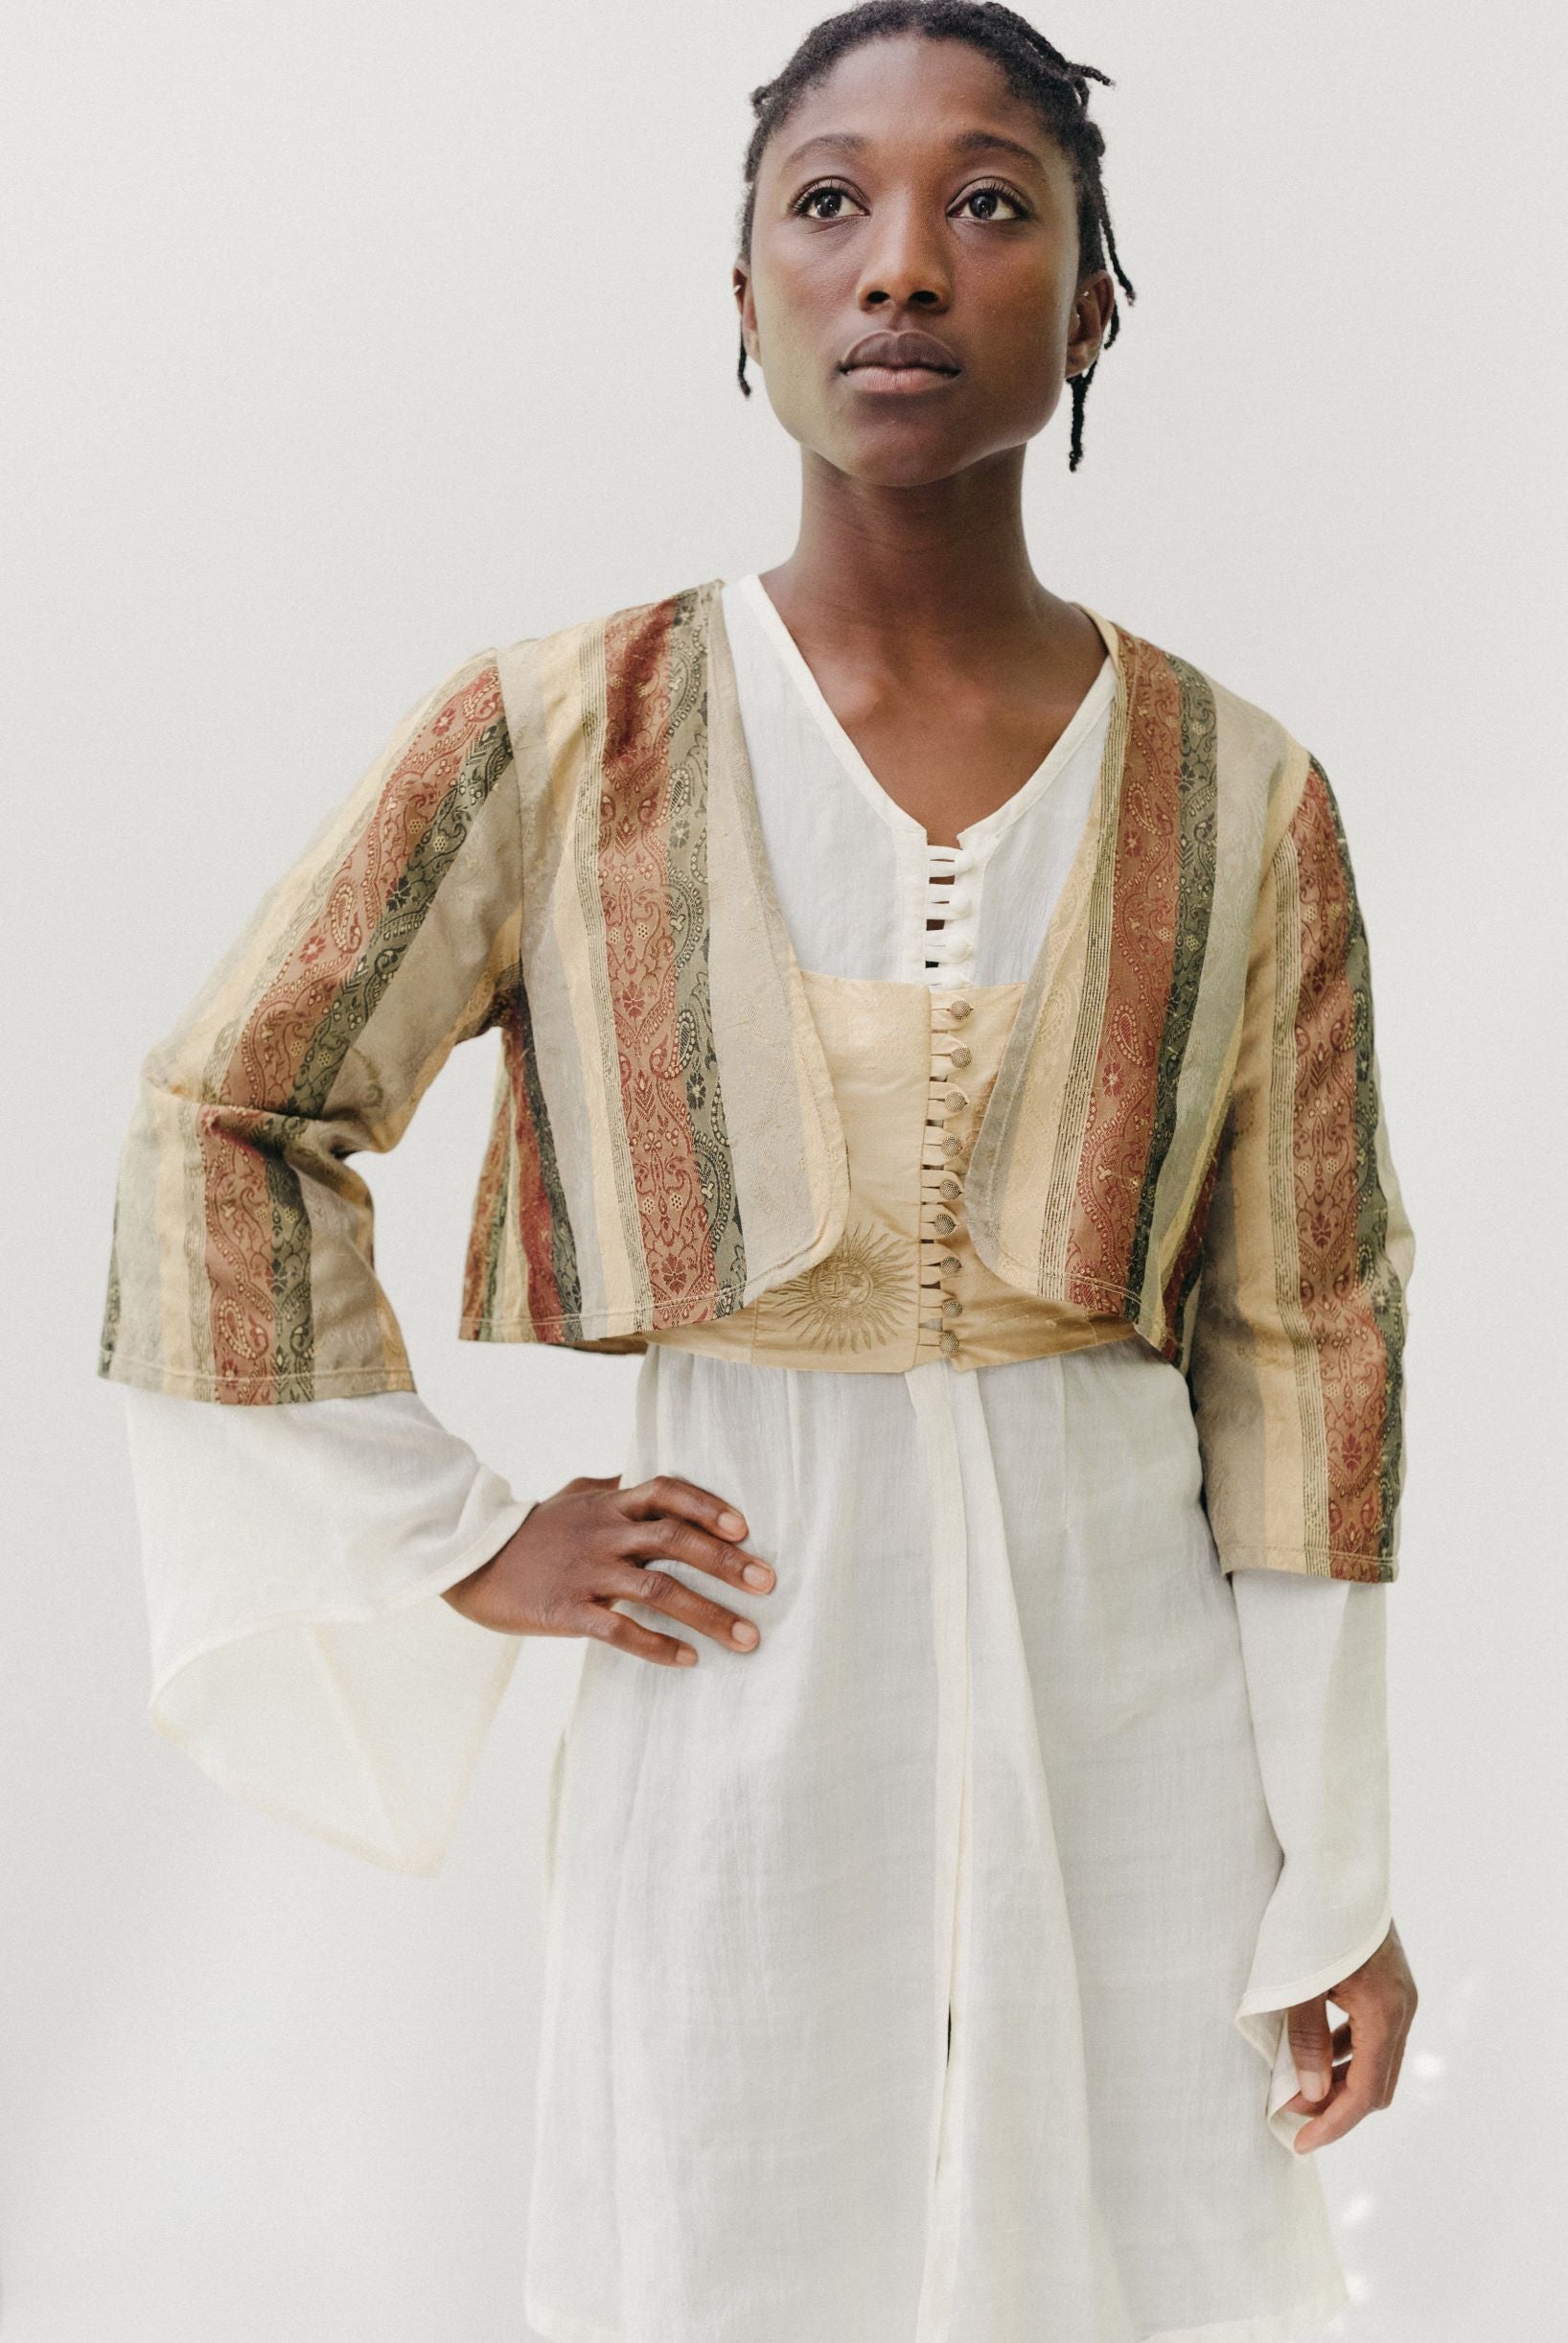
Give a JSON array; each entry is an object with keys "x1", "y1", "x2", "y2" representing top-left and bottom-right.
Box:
[{"x1": 120, "y1": 571, "x2": 1393, "y2": 2343}]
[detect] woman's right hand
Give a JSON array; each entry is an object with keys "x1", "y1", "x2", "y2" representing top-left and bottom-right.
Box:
[{"x1": 440, "y1": 1473, "x2": 775, "y2": 1665}]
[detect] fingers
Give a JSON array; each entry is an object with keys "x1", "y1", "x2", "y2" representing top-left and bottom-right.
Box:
[
  {"x1": 575, "y1": 1600, "x2": 700, "y2": 1670},
  {"x1": 1278, "y1": 2035, "x2": 1352, "y2": 2119},
  {"x1": 1286, "y1": 1994, "x2": 1334, "y2": 2109},
  {"x1": 479, "y1": 1473, "x2": 776, "y2": 1662},
  {"x1": 599, "y1": 1558, "x2": 765, "y2": 1659},
  {"x1": 1291, "y1": 2000, "x2": 1406, "y2": 2153},
  {"x1": 615, "y1": 1476, "x2": 775, "y2": 1590},
  {"x1": 620, "y1": 1510, "x2": 774, "y2": 1594},
  {"x1": 592, "y1": 1474, "x2": 776, "y2": 1666},
  {"x1": 1291, "y1": 1932, "x2": 1419, "y2": 2152},
  {"x1": 616, "y1": 1473, "x2": 752, "y2": 1544}
]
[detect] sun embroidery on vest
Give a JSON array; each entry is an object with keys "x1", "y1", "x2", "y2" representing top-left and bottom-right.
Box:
[{"x1": 766, "y1": 1218, "x2": 909, "y2": 1352}]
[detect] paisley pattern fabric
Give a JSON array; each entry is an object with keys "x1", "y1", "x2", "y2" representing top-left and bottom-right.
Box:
[
  {"x1": 94, "y1": 580, "x2": 1414, "y2": 1580},
  {"x1": 457, "y1": 586, "x2": 846, "y2": 1349},
  {"x1": 99, "y1": 652, "x2": 522, "y2": 1403},
  {"x1": 1183, "y1": 754, "x2": 1414, "y2": 1581}
]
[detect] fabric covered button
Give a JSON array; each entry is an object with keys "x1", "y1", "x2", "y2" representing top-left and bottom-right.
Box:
[
  {"x1": 938, "y1": 1175, "x2": 961, "y2": 1199},
  {"x1": 940, "y1": 1254, "x2": 962, "y2": 1274},
  {"x1": 941, "y1": 1134, "x2": 962, "y2": 1155},
  {"x1": 942, "y1": 1295, "x2": 962, "y2": 1318},
  {"x1": 938, "y1": 1330, "x2": 958, "y2": 1357},
  {"x1": 949, "y1": 1043, "x2": 972, "y2": 1068},
  {"x1": 947, "y1": 998, "x2": 973, "y2": 1020},
  {"x1": 932, "y1": 1210, "x2": 957, "y2": 1236},
  {"x1": 944, "y1": 1089, "x2": 968, "y2": 1113}
]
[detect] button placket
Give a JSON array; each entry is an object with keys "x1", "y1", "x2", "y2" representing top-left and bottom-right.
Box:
[
  {"x1": 919, "y1": 990, "x2": 975, "y2": 1360},
  {"x1": 917, "y1": 839, "x2": 986, "y2": 1360},
  {"x1": 924, "y1": 844, "x2": 978, "y2": 988}
]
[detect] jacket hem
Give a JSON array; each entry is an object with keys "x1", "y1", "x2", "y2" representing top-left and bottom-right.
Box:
[
  {"x1": 456, "y1": 1240, "x2": 853, "y2": 1345},
  {"x1": 963, "y1": 1229, "x2": 1146, "y2": 1319},
  {"x1": 98, "y1": 1352, "x2": 419, "y2": 1403},
  {"x1": 1220, "y1": 1543, "x2": 1398, "y2": 1585},
  {"x1": 457, "y1": 1305, "x2": 727, "y2": 1340}
]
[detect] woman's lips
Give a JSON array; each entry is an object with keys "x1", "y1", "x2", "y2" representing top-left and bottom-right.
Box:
[
  {"x1": 839, "y1": 328, "x2": 962, "y2": 392},
  {"x1": 842, "y1": 362, "x2": 962, "y2": 396}
]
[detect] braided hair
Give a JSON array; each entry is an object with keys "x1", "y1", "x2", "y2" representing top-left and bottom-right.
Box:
[{"x1": 734, "y1": 0, "x2": 1134, "y2": 471}]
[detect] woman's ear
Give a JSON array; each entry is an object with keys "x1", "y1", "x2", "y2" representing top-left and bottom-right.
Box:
[
  {"x1": 1066, "y1": 268, "x2": 1115, "y2": 377},
  {"x1": 732, "y1": 262, "x2": 759, "y2": 366}
]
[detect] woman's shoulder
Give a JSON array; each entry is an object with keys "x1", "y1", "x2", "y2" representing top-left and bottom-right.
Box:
[
  {"x1": 494, "y1": 575, "x2": 722, "y2": 666},
  {"x1": 1104, "y1": 609, "x2": 1306, "y2": 765},
  {"x1": 1097, "y1": 610, "x2": 1324, "y2": 865}
]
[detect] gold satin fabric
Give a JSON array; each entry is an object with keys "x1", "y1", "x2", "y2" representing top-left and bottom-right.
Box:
[{"x1": 646, "y1": 970, "x2": 1138, "y2": 1375}]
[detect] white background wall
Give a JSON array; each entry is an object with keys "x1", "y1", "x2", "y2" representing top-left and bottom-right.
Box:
[{"x1": 3, "y1": 3, "x2": 1563, "y2": 2335}]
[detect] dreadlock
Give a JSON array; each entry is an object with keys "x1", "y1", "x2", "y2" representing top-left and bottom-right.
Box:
[{"x1": 734, "y1": 0, "x2": 1134, "y2": 471}]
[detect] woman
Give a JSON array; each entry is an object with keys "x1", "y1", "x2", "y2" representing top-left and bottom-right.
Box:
[{"x1": 100, "y1": 5, "x2": 1418, "y2": 2336}]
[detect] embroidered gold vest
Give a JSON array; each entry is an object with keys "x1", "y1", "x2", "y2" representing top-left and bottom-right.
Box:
[{"x1": 646, "y1": 971, "x2": 1133, "y2": 1373}]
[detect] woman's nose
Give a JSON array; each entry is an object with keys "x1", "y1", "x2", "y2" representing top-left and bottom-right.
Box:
[{"x1": 855, "y1": 199, "x2": 952, "y2": 311}]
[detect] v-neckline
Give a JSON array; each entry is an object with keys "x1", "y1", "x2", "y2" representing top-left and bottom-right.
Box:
[
  {"x1": 728, "y1": 568, "x2": 1118, "y2": 852},
  {"x1": 703, "y1": 575, "x2": 1136, "y2": 1230}
]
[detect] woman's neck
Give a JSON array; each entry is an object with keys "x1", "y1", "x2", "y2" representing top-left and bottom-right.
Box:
[{"x1": 758, "y1": 444, "x2": 1090, "y2": 682}]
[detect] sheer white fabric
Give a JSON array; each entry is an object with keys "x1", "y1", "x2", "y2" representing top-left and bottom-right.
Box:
[
  {"x1": 116, "y1": 570, "x2": 1394, "y2": 2338},
  {"x1": 120, "y1": 1383, "x2": 532, "y2": 1872}
]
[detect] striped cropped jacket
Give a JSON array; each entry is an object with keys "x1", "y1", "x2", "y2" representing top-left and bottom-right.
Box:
[{"x1": 97, "y1": 577, "x2": 1415, "y2": 1582}]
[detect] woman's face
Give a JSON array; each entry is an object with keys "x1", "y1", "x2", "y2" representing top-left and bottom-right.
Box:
[{"x1": 734, "y1": 32, "x2": 1114, "y2": 488}]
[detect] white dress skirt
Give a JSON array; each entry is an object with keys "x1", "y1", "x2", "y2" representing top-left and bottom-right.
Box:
[{"x1": 118, "y1": 572, "x2": 1394, "y2": 2343}]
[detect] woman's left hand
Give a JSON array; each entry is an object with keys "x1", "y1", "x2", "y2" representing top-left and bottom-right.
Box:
[{"x1": 1281, "y1": 1918, "x2": 1418, "y2": 2152}]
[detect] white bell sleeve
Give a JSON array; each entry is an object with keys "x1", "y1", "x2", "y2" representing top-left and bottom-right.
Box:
[
  {"x1": 1229, "y1": 1569, "x2": 1394, "y2": 2146},
  {"x1": 120, "y1": 1386, "x2": 533, "y2": 1873}
]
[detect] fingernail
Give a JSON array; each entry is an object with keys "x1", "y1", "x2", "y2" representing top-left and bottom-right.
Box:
[
  {"x1": 1301, "y1": 2072, "x2": 1328, "y2": 2102},
  {"x1": 718, "y1": 1510, "x2": 747, "y2": 1536},
  {"x1": 731, "y1": 1621, "x2": 759, "y2": 1647},
  {"x1": 743, "y1": 1562, "x2": 773, "y2": 1588}
]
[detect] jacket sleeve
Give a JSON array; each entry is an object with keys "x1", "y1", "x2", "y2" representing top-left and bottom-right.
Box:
[
  {"x1": 1185, "y1": 749, "x2": 1416, "y2": 1582},
  {"x1": 96, "y1": 650, "x2": 522, "y2": 1403}
]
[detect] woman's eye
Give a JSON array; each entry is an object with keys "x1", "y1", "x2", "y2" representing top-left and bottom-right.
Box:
[
  {"x1": 793, "y1": 180, "x2": 1027, "y2": 224},
  {"x1": 796, "y1": 183, "x2": 862, "y2": 221},
  {"x1": 954, "y1": 182, "x2": 1028, "y2": 222}
]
